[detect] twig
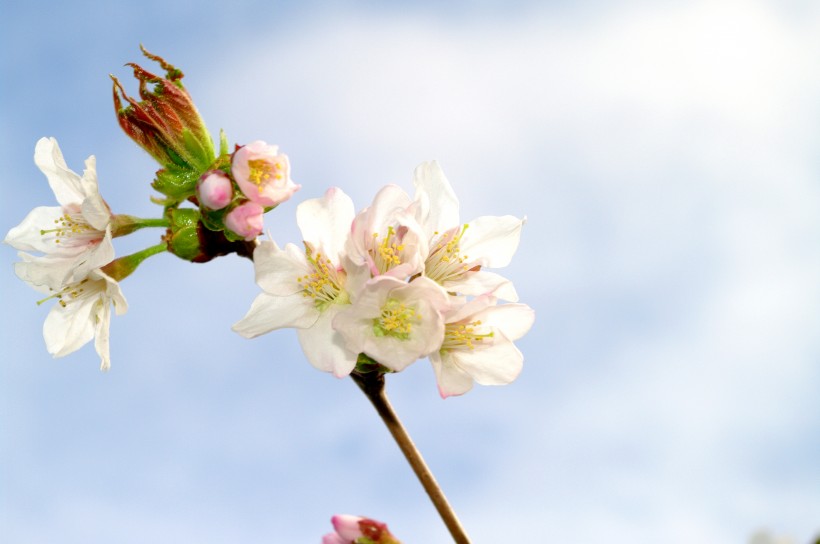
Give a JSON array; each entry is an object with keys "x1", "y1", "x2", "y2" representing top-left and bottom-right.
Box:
[{"x1": 351, "y1": 371, "x2": 471, "y2": 544}]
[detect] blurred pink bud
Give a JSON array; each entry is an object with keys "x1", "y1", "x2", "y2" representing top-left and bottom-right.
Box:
[
  {"x1": 196, "y1": 170, "x2": 233, "y2": 210},
  {"x1": 321, "y1": 533, "x2": 347, "y2": 544},
  {"x1": 326, "y1": 514, "x2": 401, "y2": 544},
  {"x1": 232, "y1": 140, "x2": 300, "y2": 207},
  {"x1": 332, "y1": 515, "x2": 364, "y2": 540},
  {"x1": 225, "y1": 201, "x2": 264, "y2": 241}
]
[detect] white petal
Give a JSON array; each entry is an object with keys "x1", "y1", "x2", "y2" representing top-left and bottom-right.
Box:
[
  {"x1": 296, "y1": 306, "x2": 358, "y2": 377},
  {"x1": 461, "y1": 215, "x2": 525, "y2": 268},
  {"x1": 16, "y1": 230, "x2": 115, "y2": 289},
  {"x1": 412, "y1": 161, "x2": 460, "y2": 238},
  {"x1": 80, "y1": 155, "x2": 99, "y2": 196},
  {"x1": 478, "y1": 303, "x2": 535, "y2": 341},
  {"x1": 94, "y1": 298, "x2": 112, "y2": 371},
  {"x1": 296, "y1": 187, "x2": 355, "y2": 261},
  {"x1": 4, "y1": 206, "x2": 67, "y2": 253},
  {"x1": 444, "y1": 270, "x2": 519, "y2": 302},
  {"x1": 232, "y1": 292, "x2": 319, "y2": 338},
  {"x1": 34, "y1": 137, "x2": 85, "y2": 207},
  {"x1": 430, "y1": 352, "x2": 474, "y2": 398},
  {"x1": 81, "y1": 191, "x2": 112, "y2": 231},
  {"x1": 333, "y1": 276, "x2": 447, "y2": 371},
  {"x1": 340, "y1": 255, "x2": 371, "y2": 303},
  {"x1": 15, "y1": 253, "x2": 79, "y2": 289},
  {"x1": 67, "y1": 228, "x2": 116, "y2": 284},
  {"x1": 94, "y1": 268, "x2": 129, "y2": 316},
  {"x1": 253, "y1": 241, "x2": 308, "y2": 296},
  {"x1": 366, "y1": 185, "x2": 414, "y2": 228},
  {"x1": 43, "y1": 296, "x2": 96, "y2": 358},
  {"x1": 452, "y1": 337, "x2": 524, "y2": 386}
]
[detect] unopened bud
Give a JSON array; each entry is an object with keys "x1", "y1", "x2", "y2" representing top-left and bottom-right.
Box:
[
  {"x1": 111, "y1": 46, "x2": 215, "y2": 202},
  {"x1": 224, "y1": 201, "x2": 264, "y2": 241},
  {"x1": 327, "y1": 515, "x2": 401, "y2": 544},
  {"x1": 197, "y1": 170, "x2": 233, "y2": 210}
]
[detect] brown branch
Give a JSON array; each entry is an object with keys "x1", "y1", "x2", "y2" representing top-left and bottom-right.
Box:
[{"x1": 351, "y1": 371, "x2": 472, "y2": 544}]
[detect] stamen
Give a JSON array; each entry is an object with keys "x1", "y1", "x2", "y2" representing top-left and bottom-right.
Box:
[
  {"x1": 425, "y1": 224, "x2": 470, "y2": 284},
  {"x1": 441, "y1": 319, "x2": 494, "y2": 351},
  {"x1": 39, "y1": 213, "x2": 100, "y2": 247},
  {"x1": 373, "y1": 299, "x2": 420, "y2": 340},
  {"x1": 35, "y1": 279, "x2": 94, "y2": 308},
  {"x1": 247, "y1": 158, "x2": 285, "y2": 194},
  {"x1": 297, "y1": 243, "x2": 345, "y2": 309},
  {"x1": 371, "y1": 225, "x2": 407, "y2": 274}
]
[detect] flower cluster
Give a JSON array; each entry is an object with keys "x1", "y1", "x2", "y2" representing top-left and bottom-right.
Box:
[
  {"x1": 5, "y1": 138, "x2": 128, "y2": 370},
  {"x1": 233, "y1": 162, "x2": 534, "y2": 397},
  {"x1": 5, "y1": 49, "x2": 299, "y2": 369},
  {"x1": 112, "y1": 47, "x2": 299, "y2": 253}
]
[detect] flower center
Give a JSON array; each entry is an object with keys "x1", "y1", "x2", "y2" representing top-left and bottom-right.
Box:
[
  {"x1": 441, "y1": 319, "x2": 494, "y2": 351},
  {"x1": 39, "y1": 212, "x2": 100, "y2": 247},
  {"x1": 297, "y1": 243, "x2": 346, "y2": 310},
  {"x1": 247, "y1": 158, "x2": 285, "y2": 193},
  {"x1": 373, "y1": 298, "x2": 420, "y2": 340},
  {"x1": 371, "y1": 225, "x2": 407, "y2": 274},
  {"x1": 425, "y1": 224, "x2": 470, "y2": 284}
]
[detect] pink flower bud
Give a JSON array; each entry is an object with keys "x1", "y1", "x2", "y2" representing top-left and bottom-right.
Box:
[
  {"x1": 225, "y1": 201, "x2": 264, "y2": 241},
  {"x1": 232, "y1": 140, "x2": 300, "y2": 207},
  {"x1": 326, "y1": 514, "x2": 400, "y2": 544},
  {"x1": 331, "y1": 515, "x2": 364, "y2": 540},
  {"x1": 196, "y1": 170, "x2": 233, "y2": 210},
  {"x1": 321, "y1": 534, "x2": 347, "y2": 544}
]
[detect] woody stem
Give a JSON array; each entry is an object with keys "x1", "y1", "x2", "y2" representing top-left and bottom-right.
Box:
[{"x1": 351, "y1": 370, "x2": 471, "y2": 544}]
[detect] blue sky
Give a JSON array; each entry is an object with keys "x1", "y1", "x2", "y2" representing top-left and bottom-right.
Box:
[{"x1": 2, "y1": 1, "x2": 820, "y2": 542}]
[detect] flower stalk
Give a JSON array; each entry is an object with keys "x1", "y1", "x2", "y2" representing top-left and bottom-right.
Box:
[
  {"x1": 101, "y1": 242, "x2": 167, "y2": 282},
  {"x1": 110, "y1": 215, "x2": 170, "y2": 237},
  {"x1": 350, "y1": 370, "x2": 472, "y2": 544}
]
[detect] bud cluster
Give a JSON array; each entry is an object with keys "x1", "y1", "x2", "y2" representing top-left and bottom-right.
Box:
[
  {"x1": 112, "y1": 46, "x2": 300, "y2": 260},
  {"x1": 5, "y1": 48, "x2": 299, "y2": 369}
]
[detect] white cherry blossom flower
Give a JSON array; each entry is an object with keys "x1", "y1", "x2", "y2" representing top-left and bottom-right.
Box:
[
  {"x1": 16, "y1": 253, "x2": 127, "y2": 371},
  {"x1": 4, "y1": 137, "x2": 114, "y2": 286},
  {"x1": 233, "y1": 188, "x2": 358, "y2": 377},
  {"x1": 333, "y1": 276, "x2": 450, "y2": 372},
  {"x1": 412, "y1": 161, "x2": 524, "y2": 301},
  {"x1": 344, "y1": 184, "x2": 428, "y2": 284},
  {"x1": 430, "y1": 295, "x2": 535, "y2": 398}
]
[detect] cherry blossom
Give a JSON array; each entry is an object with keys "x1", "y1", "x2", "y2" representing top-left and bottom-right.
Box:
[
  {"x1": 233, "y1": 188, "x2": 358, "y2": 376},
  {"x1": 231, "y1": 140, "x2": 300, "y2": 207},
  {"x1": 412, "y1": 161, "x2": 524, "y2": 301},
  {"x1": 333, "y1": 276, "x2": 450, "y2": 371},
  {"x1": 430, "y1": 295, "x2": 535, "y2": 398},
  {"x1": 4, "y1": 137, "x2": 114, "y2": 286},
  {"x1": 16, "y1": 254, "x2": 127, "y2": 371},
  {"x1": 344, "y1": 184, "x2": 428, "y2": 283}
]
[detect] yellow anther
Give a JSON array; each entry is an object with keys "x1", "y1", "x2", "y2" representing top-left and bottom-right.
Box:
[{"x1": 441, "y1": 319, "x2": 494, "y2": 351}]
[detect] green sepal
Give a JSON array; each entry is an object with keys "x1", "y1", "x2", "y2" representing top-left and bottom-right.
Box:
[
  {"x1": 219, "y1": 129, "x2": 229, "y2": 157},
  {"x1": 355, "y1": 353, "x2": 393, "y2": 375},
  {"x1": 221, "y1": 224, "x2": 246, "y2": 243},
  {"x1": 152, "y1": 166, "x2": 201, "y2": 201},
  {"x1": 199, "y1": 207, "x2": 227, "y2": 232},
  {"x1": 181, "y1": 127, "x2": 215, "y2": 172}
]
